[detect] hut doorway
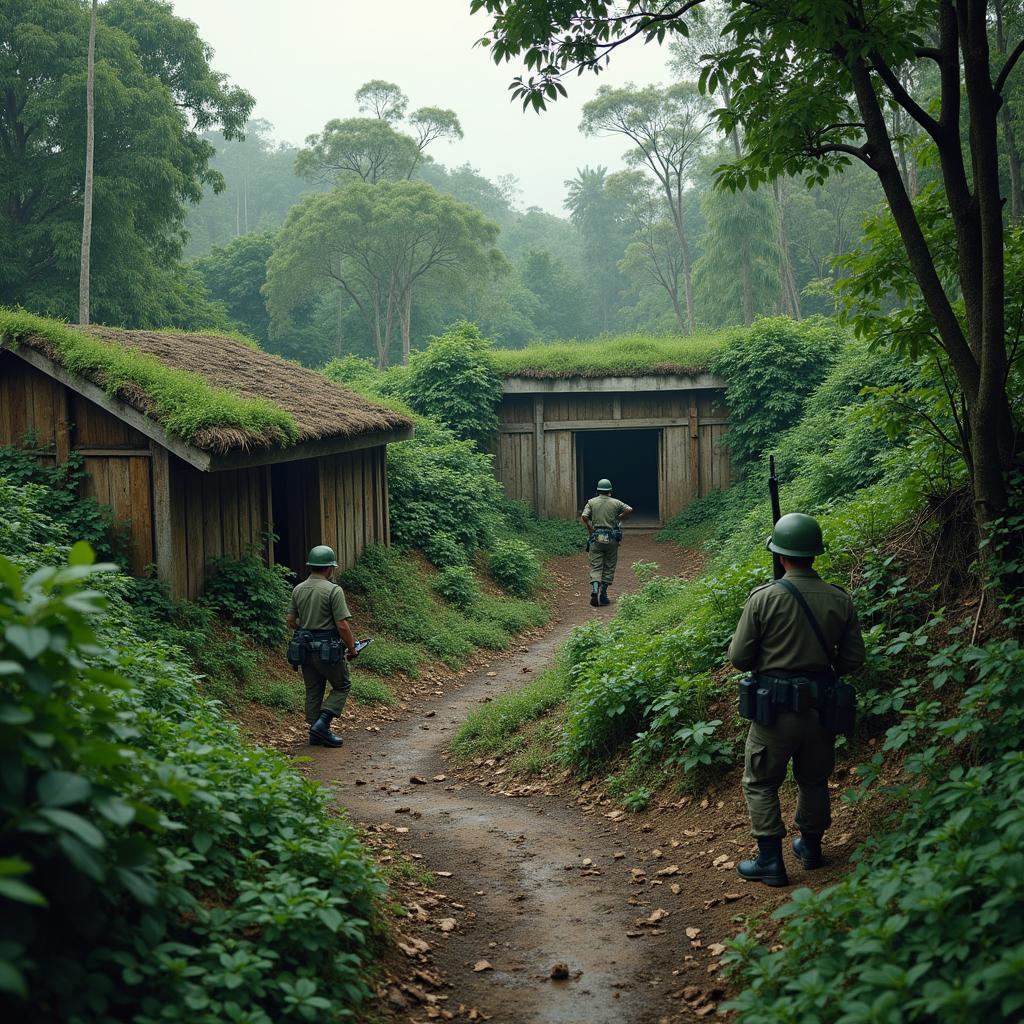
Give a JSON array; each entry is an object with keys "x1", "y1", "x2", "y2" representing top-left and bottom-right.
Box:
[{"x1": 576, "y1": 428, "x2": 660, "y2": 523}]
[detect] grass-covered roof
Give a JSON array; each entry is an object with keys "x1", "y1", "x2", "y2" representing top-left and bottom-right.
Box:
[
  {"x1": 0, "y1": 309, "x2": 412, "y2": 454},
  {"x1": 492, "y1": 333, "x2": 728, "y2": 379}
]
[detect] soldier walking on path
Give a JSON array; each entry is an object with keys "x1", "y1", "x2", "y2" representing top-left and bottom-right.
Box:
[
  {"x1": 728, "y1": 513, "x2": 865, "y2": 886},
  {"x1": 580, "y1": 478, "x2": 633, "y2": 607},
  {"x1": 286, "y1": 545, "x2": 360, "y2": 748}
]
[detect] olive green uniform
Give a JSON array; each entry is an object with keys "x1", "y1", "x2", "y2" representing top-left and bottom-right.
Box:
[
  {"x1": 582, "y1": 495, "x2": 627, "y2": 584},
  {"x1": 729, "y1": 568, "x2": 865, "y2": 838},
  {"x1": 288, "y1": 575, "x2": 353, "y2": 725}
]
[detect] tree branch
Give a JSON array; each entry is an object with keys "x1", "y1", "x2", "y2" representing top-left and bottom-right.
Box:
[
  {"x1": 995, "y1": 37, "x2": 1024, "y2": 95},
  {"x1": 870, "y1": 50, "x2": 943, "y2": 141}
]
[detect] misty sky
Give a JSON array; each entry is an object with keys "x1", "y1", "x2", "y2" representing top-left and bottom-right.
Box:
[{"x1": 169, "y1": 0, "x2": 671, "y2": 215}]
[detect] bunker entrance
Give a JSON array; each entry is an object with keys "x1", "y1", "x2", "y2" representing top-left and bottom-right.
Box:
[{"x1": 576, "y1": 428, "x2": 660, "y2": 522}]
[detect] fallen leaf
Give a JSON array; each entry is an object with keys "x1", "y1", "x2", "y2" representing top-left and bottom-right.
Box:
[
  {"x1": 712, "y1": 854, "x2": 729, "y2": 867},
  {"x1": 473, "y1": 960, "x2": 493, "y2": 972},
  {"x1": 646, "y1": 908, "x2": 668, "y2": 925},
  {"x1": 438, "y1": 918, "x2": 457, "y2": 932},
  {"x1": 686, "y1": 927, "x2": 701, "y2": 939},
  {"x1": 707, "y1": 943, "x2": 726, "y2": 956}
]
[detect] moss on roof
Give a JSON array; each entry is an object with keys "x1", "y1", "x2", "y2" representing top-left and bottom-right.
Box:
[
  {"x1": 492, "y1": 333, "x2": 729, "y2": 379},
  {"x1": 0, "y1": 309, "x2": 411, "y2": 454}
]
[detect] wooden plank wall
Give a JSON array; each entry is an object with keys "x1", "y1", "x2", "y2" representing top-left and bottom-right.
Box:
[
  {"x1": 494, "y1": 387, "x2": 731, "y2": 523},
  {"x1": 168, "y1": 456, "x2": 270, "y2": 600},
  {"x1": 318, "y1": 446, "x2": 390, "y2": 572},
  {"x1": 0, "y1": 353, "x2": 67, "y2": 456}
]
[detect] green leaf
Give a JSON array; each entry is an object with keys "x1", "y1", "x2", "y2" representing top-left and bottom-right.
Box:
[
  {"x1": 0, "y1": 961, "x2": 27, "y2": 997},
  {"x1": 193, "y1": 831, "x2": 213, "y2": 854},
  {"x1": 57, "y1": 835, "x2": 106, "y2": 882},
  {"x1": 39, "y1": 809, "x2": 106, "y2": 849},
  {"x1": 4, "y1": 625, "x2": 49, "y2": 660},
  {"x1": 0, "y1": 877, "x2": 47, "y2": 906},
  {"x1": 68, "y1": 541, "x2": 96, "y2": 567},
  {"x1": 38, "y1": 771, "x2": 92, "y2": 808}
]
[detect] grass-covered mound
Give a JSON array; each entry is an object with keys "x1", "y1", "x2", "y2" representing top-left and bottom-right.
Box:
[
  {"x1": 491, "y1": 331, "x2": 727, "y2": 378},
  {"x1": 0, "y1": 482, "x2": 384, "y2": 1023}
]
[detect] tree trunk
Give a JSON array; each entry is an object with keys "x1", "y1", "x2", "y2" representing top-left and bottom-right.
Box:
[
  {"x1": 401, "y1": 286, "x2": 412, "y2": 363},
  {"x1": 773, "y1": 180, "x2": 802, "y2": 320},
  {"x1": 678, "y1": 224, "x2": 695, "y2": 334},
  {"x1": 741, "y1": 236, "x2": 754, "y2": 326},
  {"x1": 78, "y1": 0, "x2": 97, "y2": 326},
  {"x1": 995, "y1": 0, "x2": 1023, "y2": 225}
]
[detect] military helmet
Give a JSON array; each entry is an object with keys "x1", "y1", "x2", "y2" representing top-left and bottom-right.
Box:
[
  {"x1": 306, "y1": 544, "x2": 339, "y2": 567},
  {"x1": 596, "y1": 478, "x2": 613, "y2": 493},
  {"x1": 766, "y1": 513, "x2": 825, "y2": 557}
]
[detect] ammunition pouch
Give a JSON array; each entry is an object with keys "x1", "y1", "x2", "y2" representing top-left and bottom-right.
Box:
[
  {"x1": 820, "y1": 679, "x2": 857, "y2": 737},
  {"x1": 738, "y1": 673, "x2": 831, "y2": 726},
  {"x1": 288, "y1": 629, "x2": 343, "y2": 671},
  {"x1": 592, "y1": 527, "x2": 621, "y2": 547}
]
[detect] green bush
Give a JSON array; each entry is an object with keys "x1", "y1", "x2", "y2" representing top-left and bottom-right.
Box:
[
  {"x1": 203, "y1": 550, "x2": 294, "y2": 647},
  {"x1": 349, "y1": 671, "x2": 397, "y2": 706},
  {"x1": 488, "y1": 538, "x2": 542, "y2": 597},
  {"x1": 502, "y1": 499, "x2": 588, "y2": 556},
  {"x1": 392, "y1": 322, "x2": 503, "y2": 448},
  {"x1": 711, "y1": 316, "x2": 844, "y2": 472},
  {"x1": 421, "y1": 530, "x2": 469, "y2": 568},
  {"x1": 0, "y1": 545, "x2": 383, "y2": 1023},
  {"x1": 355, "y1": 637, "x2": 422, "y2": 678},
  {"x1": 434, "y1": 565, "x2": 481, "y2": 610},
  {"x1": 242, "y1": 675, "x2": 304, "y2": 712}
]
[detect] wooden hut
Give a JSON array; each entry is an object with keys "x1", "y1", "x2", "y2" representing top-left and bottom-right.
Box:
[
  {"x1": 0, "y1": 324, "x2": 413, "y2": 598},
  {"x1": 494, "y1": 371, "x2": 731, "y2": 527}
]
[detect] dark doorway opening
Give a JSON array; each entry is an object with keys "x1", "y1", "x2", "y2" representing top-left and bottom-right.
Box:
[
  {"x1": 270, "y1": 461, "x2": 319, "y2": 581},
  {"x1": 576, "y1": 429, "x2": 660, "y2": 520}
]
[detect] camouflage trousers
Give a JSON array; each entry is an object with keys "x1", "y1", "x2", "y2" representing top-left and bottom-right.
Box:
[
  {"x1": 301, "y1": 650, "x2": 351, "y2": 724},
  {"x1": 742, "y1": 710, "x2": 835, "y2": 837},
  {"x1": 588, "y1": 541, "x2": 619, "y2": 584}
]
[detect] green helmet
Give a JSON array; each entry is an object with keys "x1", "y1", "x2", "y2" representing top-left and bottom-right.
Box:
[
  {"x1": 596, "y1": 478, "x2": 613, "y2": 493},
  {"x1": 306, "y1": 544, "x2": 338, "y2": 567},
  {"x1": 766, "y1": 513, "x2": 825, "y2": 558}
]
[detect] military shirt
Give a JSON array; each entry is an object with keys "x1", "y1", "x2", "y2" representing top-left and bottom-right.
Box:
[
  {"x1": 289, "y1": 575, "x2": 352, "y2": 631},
  {"x1": 582, "y1": 495, "x2": 627, "y2": 529},
  {"x1": 728, "y1": 568, "x2": 865, "y2": 677}
]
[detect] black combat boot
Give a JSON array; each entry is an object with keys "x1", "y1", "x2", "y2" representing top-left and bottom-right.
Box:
[
  {"x1": 599, "y1": 583, "x2": 611, "y2": 606},
  {"x1": 590, "y1": 582, "x2": 600, "y2": 607},
  {"x1": 792, "y1": 833, "x2": 824, "y2": 869},
  {"x1": 737, "y1": 836, "x2": 789, "y2": 887},
  {"x1": 309, "y1": 711, "x2": 344, "y2": 748}
]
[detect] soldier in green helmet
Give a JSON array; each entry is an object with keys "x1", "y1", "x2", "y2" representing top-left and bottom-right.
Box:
[
  {"x1": 729, "y1": 513, "x2": 865, "y2": 886},
  {"x1": 580, "y1": 478, "x2": 633, "y2": 607},
  {"x1": 286, "y1": 545, "x2": 360, "y2": 748}
]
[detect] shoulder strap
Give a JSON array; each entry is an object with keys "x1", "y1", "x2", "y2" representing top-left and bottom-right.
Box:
[{"x1": 776, "y1": 579, "x2": 835, "y2": 669}]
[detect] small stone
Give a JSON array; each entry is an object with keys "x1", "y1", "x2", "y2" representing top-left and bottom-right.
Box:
[{"x1": 549, "y1": 963, "x2": 570, "y2": 980}]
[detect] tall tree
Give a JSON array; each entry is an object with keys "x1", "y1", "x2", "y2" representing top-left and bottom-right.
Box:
[
  {"x1": 474, "y1": 0, "x2": 1024, "y2": 528},
  {"x1": 0, "y1": 0, "x2": 253, "y2": 325},
  {"x1": 265, "y1": 181, "x2": 504, "y2": 366},
  {"x1": 564, "y1": 165, "x2": 628, "y2": 331},
  {"x1": 79, "y1": 0, "x2": 97, "y2": 325},
  {"x1": 580, "y1": 82, "x2": 714, "y2": 332},
  {"x1": 607, "y1": 170, "x2": 688, "y2": 331}
]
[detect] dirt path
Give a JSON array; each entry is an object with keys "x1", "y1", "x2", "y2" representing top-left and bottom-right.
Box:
[{"x1": 297, "y1": 539, "x2": 851, "y2": 1023}]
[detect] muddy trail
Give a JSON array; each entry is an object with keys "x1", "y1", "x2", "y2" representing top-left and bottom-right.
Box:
[{"x1": 293, "y1": 538, "x2": 859, "y2": 1024}]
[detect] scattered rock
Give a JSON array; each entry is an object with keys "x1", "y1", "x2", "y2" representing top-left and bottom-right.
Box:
[
  {"x1": 438, "y1": 918, "x2": 457, "y2": 932},
  {"x1": 549, "y1": 962, "x2": 570, "y2": 980},
  {"x1": 473, "y1": 960, "x2": 493, "y2": 972},
  {"x1": 410, "y1": 775, "x2": 427, "y2": 785}
]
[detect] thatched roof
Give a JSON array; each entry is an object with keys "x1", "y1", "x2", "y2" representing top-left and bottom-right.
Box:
[{"x1": 15, "y1": 325, "x2": 412, "y2": 454}]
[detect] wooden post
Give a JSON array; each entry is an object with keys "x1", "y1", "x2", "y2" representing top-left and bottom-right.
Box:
[
  {"x1": 533, "y1": 396, "x2": 545, "y2": 517},
  {"x1": 151, "y1": 443, "x2": 184, "y2": 596},
  {"x1": 688, "y1": 400, "x2": 700, "y2": 498},
  {"x1": 54, "y1": 386, "x2": 71, "y2": 464}
]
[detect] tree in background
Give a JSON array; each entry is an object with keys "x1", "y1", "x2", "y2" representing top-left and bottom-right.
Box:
[
  {"x1": 694, "y1": 174, "x2": 779, "y2": 326},
  {"x1": 0, "y1": 0, "x2": 252, "y2": 326},
  {"x1": 580, "y1": 82, "x2": 714, "y2": 333},
  {"x1": 266, "y1": 180, "x2": 503, "y2": 367},
  {"x1": 79, "y1": 0, "x2": 98, "y2": 326},
  {"x1": 564, "y1": 165, "x2": 629, "y2": 332},
  {"x1": 192, "y1": 232, "x2": 275, "y2": 344},
  {"x1": 297, "y1": 81, "x2": 462, "y2": 186},
  {"x1": 474, "y1": 0, "x2": 1024, "y2": 528},
  {"x1": 518, "y1": 250, "x2": 590, "y2": 338}
]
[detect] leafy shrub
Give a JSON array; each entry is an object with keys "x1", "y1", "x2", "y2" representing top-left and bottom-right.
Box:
[
  {"x1": 392, "y1": 322, "x2": 502, "y2": 448},
  {"x1": 349, "y1": 671, "x2": 397, "y2": 706},
  {"x1": 356, "y1": 637, "x2": 422, "y2": 678},
  {"x1": 242, "y1": 676, "x2": 303, "y2": 712},
  {"x1": 0, "y1": 445, "x2": 119, "y2": 561},
  {"x1": 711, "y1": 316, "x2": 843, "y2": 471},
  {"x1": 488, "y1": 538, "x2": 542, "y2": 597},
  {"x1": 0, "y1": 545, "x2": 383, "y2": 1022},
  {"x1": 434, "y1": 565, "x2": 481, "y2": 610},
  {"x1": 422, "y1": 530, "x2": 469, "y2": 568},
  {"x1": 321, "y1": 353, "x2": 381, "y2": 390},
  {"x1": 203, "y1": 549, "x2": 294, "y2": 647}
]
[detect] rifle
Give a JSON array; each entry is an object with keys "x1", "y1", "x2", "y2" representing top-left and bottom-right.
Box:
[{"x1": 768, "y1": 454, "x2": 783, "y2": 581}]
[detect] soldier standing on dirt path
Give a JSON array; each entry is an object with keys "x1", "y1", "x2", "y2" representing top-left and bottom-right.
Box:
[
  {"x1": 728, "y1": 513, "x2": 865, "y2": 886},
  {"x1": 580, "y1": 478, "x2": 633, "y2": 607},
  {"x1": 286, "y1": 545, "x2": 360, "y2": 749}
]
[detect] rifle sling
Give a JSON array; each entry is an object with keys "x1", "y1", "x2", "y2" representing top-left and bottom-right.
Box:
[{"x1": 776, "y1": 579, "x2": 836, "y2": 673}]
